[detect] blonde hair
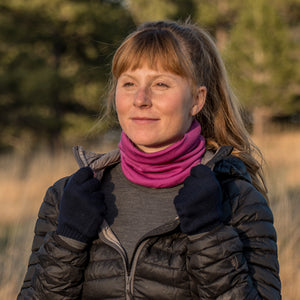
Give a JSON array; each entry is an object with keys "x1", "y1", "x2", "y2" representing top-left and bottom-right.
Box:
[{"x1": 106, "y1": 20, "x2": 267, "y2": 198}]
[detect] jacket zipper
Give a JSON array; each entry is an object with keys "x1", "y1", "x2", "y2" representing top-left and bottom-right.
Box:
[
  {"x1": 128, "y1": 217, "x2": 181, "y2": 294},
  {"x1": 101, "y1": 229, "x2": 150, "y2": 297},
  {"x1": 128, "y1": 239, "x2": 149, "y2": 295},
  {"x1": 99, "y1": 218, "x2": 181, "y2": 298},
  {"x1": 100, "y1": 223, "x2": 131, "y2": 300}
]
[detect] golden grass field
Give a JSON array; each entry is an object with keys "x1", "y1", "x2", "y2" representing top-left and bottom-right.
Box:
[{"x1": 0, "y1": 130, "x2": 299, "y2": 299}]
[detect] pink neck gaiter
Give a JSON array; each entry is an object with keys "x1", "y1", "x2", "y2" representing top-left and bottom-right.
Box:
[{"x1": 118, "y1": 120, "x2": 206, "y2": 188}]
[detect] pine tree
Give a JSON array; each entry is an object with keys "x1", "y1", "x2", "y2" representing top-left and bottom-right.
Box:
[
  {"x1": 0, "y1": 0, "x2": 134, "y2": 153},
  {"x1": 223, "y1": 0, "x2": 297, "y2": 114}
]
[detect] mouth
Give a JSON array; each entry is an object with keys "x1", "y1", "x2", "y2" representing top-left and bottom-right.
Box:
[{"x1": 131, "y1": 117, "x2": 160, "y2": 124}]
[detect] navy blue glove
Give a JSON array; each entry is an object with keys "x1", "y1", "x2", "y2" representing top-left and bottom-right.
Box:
[
  {"x1": 174, "y1": 164, "x2": 223, "y2": 235},
  {"x1": 57, "y1": 167, "x2": 106, "y2": 243}
]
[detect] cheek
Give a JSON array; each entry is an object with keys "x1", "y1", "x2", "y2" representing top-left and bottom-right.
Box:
[
  {"x1": 115, "y1": 100, "x2": 126, "y2": 128},
  {"x1": 115, "y1": 91, "x2": 126, "y2": 115},
  {"x1": 166, "y1": 95, "x2": 193, "y2": 120}
]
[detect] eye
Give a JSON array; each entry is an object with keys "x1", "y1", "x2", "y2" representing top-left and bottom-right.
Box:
[
  {"x1": 123, "y1": 82, "x2": 135, "y2": 87},
  {"x1": 157, "y1": 82, "x2": 168, "y2": 87},
  {"x1": 155, "y1": 82, "x2": 169, "y2": 89}
]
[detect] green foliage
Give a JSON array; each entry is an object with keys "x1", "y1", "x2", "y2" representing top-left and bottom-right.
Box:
[
  {"x1": 194, "y1": 0, "x2": 241, "y2": 30},
  {"x1": 126, "y1": 0, "x2": 197, "y2": 24},
  {"x1": 223, "y1": 0, "x2": 298, "y2": 114},
  {"x1": 0, "y1": 0, "x2": 135, "y2": 153},
  {"x1": 1, "y1": 0, "x2": 299, "y2": 153}
]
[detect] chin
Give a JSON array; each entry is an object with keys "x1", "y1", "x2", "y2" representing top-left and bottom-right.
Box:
[{"x1": 130, "y1": 135, "x2": 157, "y2": 147}]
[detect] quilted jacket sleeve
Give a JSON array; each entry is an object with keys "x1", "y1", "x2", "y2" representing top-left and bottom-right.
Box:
[
  {"x1": 186, "y1": 179, "x2": 281, "y2": 299},
  {"x1": 18, "y1": 177, "x2": 88, "y2": 300}
]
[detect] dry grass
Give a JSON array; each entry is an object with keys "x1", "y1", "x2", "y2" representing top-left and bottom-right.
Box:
[
  {"x1": 0, "y1": 152, "x2": 76, "y2": 225},
  {"x1": 0, "y1": 130, "x2": 299, "y2": 299},
  {"x1": 0, "y1": 151, "x2": 78, "y2": 299},
  {"x1": 253, "y1": 130, "x2": 300, "y2": 300},
  {"x1": 253, "y1": 130, "x2": 300, "y2": 190}
]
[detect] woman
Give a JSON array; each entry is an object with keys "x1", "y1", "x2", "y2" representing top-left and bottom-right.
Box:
[{"x1": 18, "y1": 20, "x2": 281, "y2": 299}]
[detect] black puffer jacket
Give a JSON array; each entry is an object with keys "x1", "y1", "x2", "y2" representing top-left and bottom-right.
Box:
[{"x1": 18, "y1": 146, "x2": 281, "y2": 299}]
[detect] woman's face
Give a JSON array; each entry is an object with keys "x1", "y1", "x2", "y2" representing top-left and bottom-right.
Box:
[{"x1": 115, "y1": 65, "x2": 206, "y2": 153}]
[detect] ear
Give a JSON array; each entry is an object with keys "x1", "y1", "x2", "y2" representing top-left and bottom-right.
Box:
[{"x1": 191, "y1": 86, "x2": 206, "y2": 116}]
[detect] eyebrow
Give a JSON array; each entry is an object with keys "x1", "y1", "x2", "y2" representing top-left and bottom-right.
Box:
[{"x1": 119, "y1": 73, "x2": 178, "y2": 81}]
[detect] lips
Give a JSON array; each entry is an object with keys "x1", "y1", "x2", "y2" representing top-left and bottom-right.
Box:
[{"x1": 131, "y1": 117, "x2": 160, "y2": 124}]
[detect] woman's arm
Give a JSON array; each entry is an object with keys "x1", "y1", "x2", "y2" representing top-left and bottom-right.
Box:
[
  {"x1": 186, "y1": 179, "x2": 281, "y2": 299},
  {"x1": 17, "y1": 177, "x2": 88, "y2": 300}
]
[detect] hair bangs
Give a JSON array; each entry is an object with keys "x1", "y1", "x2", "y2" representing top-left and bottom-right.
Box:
[{"x1": 112, "y1": 29, "x2": 192, "y2": 79}]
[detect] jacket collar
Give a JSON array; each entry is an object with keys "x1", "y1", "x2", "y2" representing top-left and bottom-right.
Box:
[
  {"x1": 72, "y1": 146, "x2": 121, "y2": 180},
  {"x1": 72, "y1": 144, "x2": 250, "y2": 183}
]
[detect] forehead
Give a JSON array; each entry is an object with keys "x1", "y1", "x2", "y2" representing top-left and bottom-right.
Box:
[
  {"x1": 122, "y1": 60, "x2": 176, "y2": 75},
  {"x1": 117, "y1": 51, "x2": 186, "y2": 79},
  {"x1": 118, "y1": 64, "x2": 184, "y2": 80},
  {"x1": 112, "y1": 29, "x2": 192, "y2": 79}
]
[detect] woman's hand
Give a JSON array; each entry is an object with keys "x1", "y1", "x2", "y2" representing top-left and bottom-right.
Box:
[
  {"x1": 174, "y1": 164, "x2": 223, "y2": 235},
  {"x1": 57, "y1": 167, "x2": 106, "y2": 243}
]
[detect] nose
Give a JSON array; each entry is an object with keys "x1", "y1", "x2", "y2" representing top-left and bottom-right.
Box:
[{"x1": 133, "y1": 87, "x2": 152, "y2": 108}]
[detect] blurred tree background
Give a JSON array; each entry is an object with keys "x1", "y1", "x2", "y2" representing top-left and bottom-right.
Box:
[{"x1": 1, "y1": 0, "x2": 299, "y2": 154}]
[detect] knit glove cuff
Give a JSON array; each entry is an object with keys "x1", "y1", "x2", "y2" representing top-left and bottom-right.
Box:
[{"x1": 57, "y1": 223, "x2": 91, "y2": 244}]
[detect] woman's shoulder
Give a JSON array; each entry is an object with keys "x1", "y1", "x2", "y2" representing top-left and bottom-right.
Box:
[
  {"x1": 204, "y1": 146, "x2": 252, "y2": 184},
  {"x1": 47, "y1": 176, "x2": 70, "y2": 201},
  {"x1": 203, "y1": 148, "x2": 270, "y2": 217},
  {"x1": 37, "y1": 176, "x2": 70, "y2": 220},
  {"x1": 209, "y1": 153, "x2": 272, "y2": 225},
  {"x1": 203, "y1": 146, "x2": 253, "y2": 193}
]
